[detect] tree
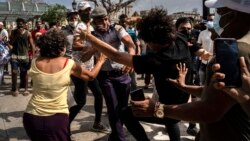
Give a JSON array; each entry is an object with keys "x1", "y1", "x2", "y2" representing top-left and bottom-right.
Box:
[
  {"x1": 41, "y1": 4, "x2": 66, "y2": 25},
  {"x1": 86, "y1": 0, "x2": 137, "y2": 14}
]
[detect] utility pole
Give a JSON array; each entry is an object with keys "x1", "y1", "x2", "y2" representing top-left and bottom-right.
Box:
[{"x1": 202, "y1": 0, "x2": 210, "y2": 20}]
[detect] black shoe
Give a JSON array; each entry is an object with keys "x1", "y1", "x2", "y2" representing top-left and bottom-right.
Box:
[
  {"x1": 187, "y1": 127, "x2": 198, "y2": 136},
  {"x1": 92, "y1": 122, "x2": 111, "y2": 134}
]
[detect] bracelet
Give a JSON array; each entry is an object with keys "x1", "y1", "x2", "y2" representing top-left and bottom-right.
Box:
[
  {"x1": 154, "y1": 101, "x2": 165, "y2": 118},
  {"x1": 155, "y1": 101, "x2": 161, "y2": 111}
]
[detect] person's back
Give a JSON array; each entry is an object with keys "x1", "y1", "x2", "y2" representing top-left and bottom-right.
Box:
[
  {"x1": 23, "y1": 29, "x2": 106, "y2": 141},
  {"x1": 26, "y1": 57, "x2": 74, "y2": 115}
]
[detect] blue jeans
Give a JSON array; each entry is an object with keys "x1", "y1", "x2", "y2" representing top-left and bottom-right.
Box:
[
  {"x1": 97, "y1": 72, "x2": 131, "y2": 141},
  {"x1": 10, "y1": 59, "x2": 30, "y2": 91}
]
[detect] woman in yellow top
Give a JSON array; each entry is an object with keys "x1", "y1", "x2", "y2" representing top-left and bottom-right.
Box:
[{"x1": 22, "y1": 29, "x2": 106, "y2": 141}]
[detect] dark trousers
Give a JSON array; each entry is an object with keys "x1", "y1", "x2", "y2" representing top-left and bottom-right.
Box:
[
  {"x1": 10, "y1": 59, "x2": 30, "y2": 91},
  {"x1": 144, "y1": 73, "x2": 151, "y2": 85},
  {"x1": 97, "y1": 72, "x2": 131, "y2": 141},
  {"x1": 69, "y1": 76, "x2": 103, "y2": 124},
  {"x1": 130, "y1": 71, "x2": 137, "y2": 91},
  {"x1": 23, "y1": 113, "x2": 71, "y2": 141},
  {"x1": 121, "y1": 107, "x2": 181, "y2": 141}
]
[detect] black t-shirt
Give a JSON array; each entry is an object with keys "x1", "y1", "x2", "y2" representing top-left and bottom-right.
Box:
[{"x1": 133, "y1": 38, "x2": 193, "y2": 105}]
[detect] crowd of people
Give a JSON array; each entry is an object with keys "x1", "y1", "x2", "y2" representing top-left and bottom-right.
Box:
[{"x1": 0, "y1": 0, "x2": 250, "y2": 141}]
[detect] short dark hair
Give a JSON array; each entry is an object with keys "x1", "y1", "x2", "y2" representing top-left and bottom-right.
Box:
[
  {"x1": 136, "y1": 8, "x2": 176, "y2": 45},
  {"x1": 39, "y1": 29, "x2": 67, "y2": 58},
  {"x1": 175, "y1": 17, "x2": 192, "y2": 29},
  {"x1": 67, "y1": 10, "x2": 78, "y2": 18},
  {"x1": 119, "y1": 14, "x2": 127, "y2": 20},
  {"x1": 16, "y1": 18, "x2": 25, "y2": 23}
]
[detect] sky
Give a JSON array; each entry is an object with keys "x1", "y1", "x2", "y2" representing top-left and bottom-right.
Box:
[{"x1": 47, "y1": 0, "x2": 204, "y2": 15}]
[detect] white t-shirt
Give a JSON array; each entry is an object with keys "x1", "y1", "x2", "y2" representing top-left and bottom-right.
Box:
[
  {"x1": 72, "y1": 22, "x2": 94, "y2": 70},
  {"x1": 197, "y1": 29, "x2": 213, "y2": 64}
]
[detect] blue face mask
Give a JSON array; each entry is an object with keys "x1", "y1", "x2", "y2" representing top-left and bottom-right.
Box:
[
  {"x1": 206, "y1": 21, "x2": 214, "y2": 29},
  {"x1": 213, "y1": 10, "x2": 232, "y2": 36}
]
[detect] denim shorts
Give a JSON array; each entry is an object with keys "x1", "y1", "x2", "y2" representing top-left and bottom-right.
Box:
[{"x1": 10, "y1": 59, "x2": 30, "y2": 72}]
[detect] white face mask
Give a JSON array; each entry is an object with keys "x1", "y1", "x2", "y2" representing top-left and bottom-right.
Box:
[
  {"x1": 68, "y1": 21, "x2": 78, "y2": 28},
  {"x1": 206, "y1": 21, "x2": 214, "y2": 29},
  {"x1": 213, "y1": 10, "x2": 232, "y2": 36}
]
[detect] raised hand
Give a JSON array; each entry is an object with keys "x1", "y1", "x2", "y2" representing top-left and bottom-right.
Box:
[{"x1": 167, "y1": 63, "x2": 188, "y2": 88}]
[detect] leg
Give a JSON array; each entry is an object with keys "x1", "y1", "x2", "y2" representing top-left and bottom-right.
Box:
[
  {"x1": 69, "y1": 75, "x2": 88, "y2": 123},
  {"x1": 129, "y1": 72, "x2": 137, "y2": 91},
  {"x1": 120, "y1": 107, "x2": 150, "y2": 141},
  {"x1": 144, "y1": 73, "x2": 151, "y2": 89},
  {"x1": 165, "y1": 122, "x2": 181, "y2": 141},
  {"x1": 88, "y1": 78, "x2": 110, "y2": 133},
  {"x1": 20, "y1": 61, "x2": 31, "y2": 96},
  {"x1": 0, "y1": 65, "x2": 3, "y2": 85},
  {"x1": 97, "y1": 74, "x2": 131, "y2": 141},
  {"x1": 10, "y1": 60, "x2": 19, "y2": 96},
  {"x1": 88, "y1": 78, "x2": 103, "y2": 123},
  {"x1": 121, "y1": 106, "x2": 181, "y2": 141}
]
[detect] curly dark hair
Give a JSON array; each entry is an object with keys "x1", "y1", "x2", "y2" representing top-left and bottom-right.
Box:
[
  {"x1": 39, "y1": 29, "x2": 67, "y2": 58},
  {"x1": 136, "y1": 8, "x2": 176, "y2": 45}
]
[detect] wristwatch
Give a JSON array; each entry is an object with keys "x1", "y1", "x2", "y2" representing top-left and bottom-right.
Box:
[{"x1": 154, "y1": 102, "x2": 164, "y2": 118}]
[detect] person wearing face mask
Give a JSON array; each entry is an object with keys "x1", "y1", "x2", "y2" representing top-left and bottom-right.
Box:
[
  {"x1": 88, "y1": 6, "x2": 135, "y2": 141},
  {"x1": 198, "y1": 20, "x2": 214, "y2": 85},
  {"x1": 69, "y1": 2, "x2": 110, "y2": 135},
  {"x1": 62, "y1": 10, "x2": 79, "y2": 58},
  {"x1": 175, "y1": 17, "x2": 213, "y2": 137},
  {"x1": 31, "y1": 20, "x2": 46, "y2": 42},
  {"x1": 8, "y1": 18, "x2": 36, "y2": 97},
  {"x1": 120, "y1": 1, "x2": 250, "y2": 141}
]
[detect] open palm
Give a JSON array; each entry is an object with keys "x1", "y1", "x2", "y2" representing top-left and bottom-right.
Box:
[{"x1": 167, "y1": 63, "x2": 188, "y2": 88}]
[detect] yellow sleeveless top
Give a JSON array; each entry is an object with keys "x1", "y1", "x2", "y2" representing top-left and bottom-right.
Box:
[{"x1": 25, "y1": 58, "x2": 74, "y2": 116}]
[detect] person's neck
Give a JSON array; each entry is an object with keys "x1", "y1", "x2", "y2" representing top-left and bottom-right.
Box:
[{"x1": 18, "y1": 28, "x2": 25, "y2": 33}]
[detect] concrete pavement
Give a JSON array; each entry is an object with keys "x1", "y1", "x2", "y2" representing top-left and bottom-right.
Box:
[{"x1": 0, "y1": 73, "x2": 197, "y2": 141}]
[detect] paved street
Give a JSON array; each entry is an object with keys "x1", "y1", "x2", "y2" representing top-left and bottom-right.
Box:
[{"x1": 0, "y1": 73, "x2": 197, "y2": 141}]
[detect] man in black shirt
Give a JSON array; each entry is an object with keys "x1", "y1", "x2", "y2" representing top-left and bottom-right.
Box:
[{"x1": 78, "y1": 8, "x2": 194, "y2": 141}]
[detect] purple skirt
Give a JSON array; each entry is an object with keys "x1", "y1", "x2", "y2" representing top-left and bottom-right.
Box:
[{"x1": 23, "y1": 112, "x2": 71, "y2": 141}]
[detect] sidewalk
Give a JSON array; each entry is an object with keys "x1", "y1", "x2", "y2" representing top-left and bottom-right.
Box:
[{"x1": 0, "y1": 74, "x2": 196, "y2": 141}]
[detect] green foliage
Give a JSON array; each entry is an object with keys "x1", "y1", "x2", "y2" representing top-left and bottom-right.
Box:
[{"x1": 41, "y1": 4, "x2": 67, "y2": 24}]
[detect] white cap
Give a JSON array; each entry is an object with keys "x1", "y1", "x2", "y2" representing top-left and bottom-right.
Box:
[
  {"x1": 205, "y1": 0, "x2": 250, "y2": 14},
  {"x1": 77, "y1": 1, "x2": 91, "y2": 11}
]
